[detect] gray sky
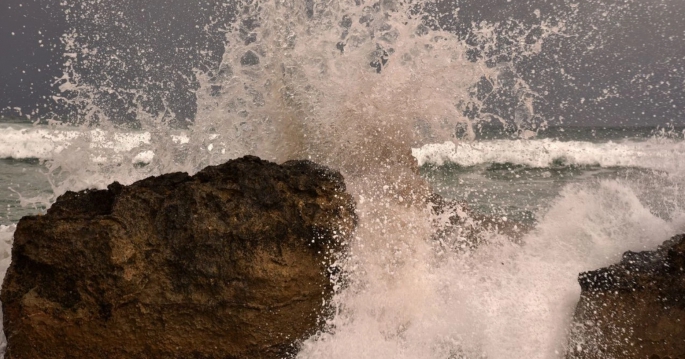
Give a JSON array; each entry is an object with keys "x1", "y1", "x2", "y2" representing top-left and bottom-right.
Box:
[
  {"x1": 1, "y1": 0, "x2": 684, "y2": 126},
  {"x1": 0, "y1": 0, "x2": 65, "y2": 116}
]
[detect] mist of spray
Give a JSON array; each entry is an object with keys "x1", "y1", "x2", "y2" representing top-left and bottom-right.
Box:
[{"x1": 8, "y1": 1, "x2": 683, "y2": 358}]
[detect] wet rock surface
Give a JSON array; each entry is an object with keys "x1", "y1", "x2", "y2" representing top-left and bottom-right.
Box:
[
  {"x1": 1, "y1": 156, "x2": 357, "y2": 359},
  {"x1": 567, "y1": 234, "x2": 685, "y2": 359}
]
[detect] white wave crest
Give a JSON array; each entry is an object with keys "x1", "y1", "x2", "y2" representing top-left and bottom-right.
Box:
[
  {"x1": 413, "y1": 138, "x2": 685, "y2": 171},
  {"x1": 0, "y1": 125, "x2": 189, "y2": 163}
]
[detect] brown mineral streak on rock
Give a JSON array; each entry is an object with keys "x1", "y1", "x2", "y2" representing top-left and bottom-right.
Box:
[
  {"x1": 566, "y1": 234, "x2": 685, "y2": 359},
  {"x1": 1, "y1": 156, "x2": 357, "y2": 359}
]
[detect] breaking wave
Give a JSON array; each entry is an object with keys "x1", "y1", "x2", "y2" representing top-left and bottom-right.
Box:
[
  {"x1": 1, "y1": 0, "x2": 685, "y2": 358},
  {"x1": 414, "y1": 138, "x2": 685, "y2": 172},
  {"x1": 4, "y1": 123, "x2": 684, "y2": 175}
]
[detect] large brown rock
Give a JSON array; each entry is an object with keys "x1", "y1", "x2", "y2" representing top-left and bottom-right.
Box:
[
  {"x1": 566, "y1": 234, "x2": 685, "y2": 359},
  {"x1": 1, "y1": 156, "x2": 357, "y2": 359}
]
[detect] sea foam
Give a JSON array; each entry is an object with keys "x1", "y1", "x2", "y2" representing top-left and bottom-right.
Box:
[
  {"x1": 297, "y1": 179, "x2": 685, "y2": 359},
  {"x1": 0, "y1": 125, "x2": 187, "y2": 164},
  {"x1": 5, "y1": 124, "x2": 685, "y2": 175},
  {"x1": 413, "y1": 138, "x2": 685, "y2": 172}
]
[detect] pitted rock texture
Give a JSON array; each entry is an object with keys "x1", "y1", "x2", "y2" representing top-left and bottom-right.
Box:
[
  {"x1": 1, "y1": 156, "x2": 357, "y2": 359},
  {"x1": 566, "y1": 234, "x2": 685, "y2": 359}
]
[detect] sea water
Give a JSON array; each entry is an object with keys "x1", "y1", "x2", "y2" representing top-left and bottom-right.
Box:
[
  {"x1": 2, "y1": 0, "x2": 685, "y2": 358},
  {"x1": 1, "y1": 123, "x2": 684, "y2": 358}
]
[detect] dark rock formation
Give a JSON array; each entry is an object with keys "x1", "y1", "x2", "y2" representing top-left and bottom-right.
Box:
[
  {"x1": 1, "y1": 156, "x2": 357, "y2": 359},
  {"x1": 566, "y1": 234, "x2": 685, "y2": 359}
]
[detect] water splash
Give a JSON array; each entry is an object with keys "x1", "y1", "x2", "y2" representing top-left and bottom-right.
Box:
[
  {"x1": 49, "y1": 0, "x2": 565, "y2": 188},
  {"x1": 5, "y1": 0, "x2": 684, "y2": 358},
  {"x1": 297, "y1": 179, "x2": 685, "y2": 359}
]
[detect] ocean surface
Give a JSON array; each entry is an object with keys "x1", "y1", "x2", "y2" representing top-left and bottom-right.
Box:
[
  {"x1": 3, "y1": 0, "x2": 685, "y2": 357},
  {"x1": 1, "y1": 123, "x2": 684, "y2": 359},
  {"x1": 1, "y1": 123, "x2": 683, "y2": 226}
]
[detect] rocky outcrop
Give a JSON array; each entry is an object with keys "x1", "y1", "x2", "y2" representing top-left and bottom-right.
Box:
[
  {"x1": 566, "y1": 234, "x2": 685, "y2": 359},
  {"x1": 1, "y1": 156, "x2": 357, "y2": 359}
]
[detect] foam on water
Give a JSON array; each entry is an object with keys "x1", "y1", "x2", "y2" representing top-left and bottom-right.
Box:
[
  {"x1": 0, "y1": 125, "x2": 149, "y2": 161},
  {"x1": 0, "y1": 125, "x2": 196, "y2": 162},
  {"x1": 0, "y1": 124, "x2": 191, "y2": 199},
  {"x1": 414, "y1": 138, "x2": 685, "y2": 172},
  {"x1": 0, "y1": 125, "x2": 80, "y2": 160},
  {"x1": 6, "y1": 126, "x2": 685, "y2": 172},
  {"x1": 297, "y1": 179, "x2": 685, "y2": 359}
]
